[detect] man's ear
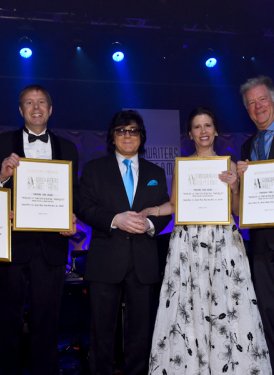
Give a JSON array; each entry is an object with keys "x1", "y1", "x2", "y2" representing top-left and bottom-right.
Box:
[{"x1": 19, "y1": 107, "x2": 23, "y2": 117}]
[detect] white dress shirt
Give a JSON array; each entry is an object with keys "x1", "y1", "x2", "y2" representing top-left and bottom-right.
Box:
[
  {"x1": 116, "y1": 151, "x2": 139, "y2": 196},
  {"x1": 112, "y1": 152, "x2": 155, "y2": 234},
  {"x1": 23, "y1": 127, "x2": 52, "y2": 159}
]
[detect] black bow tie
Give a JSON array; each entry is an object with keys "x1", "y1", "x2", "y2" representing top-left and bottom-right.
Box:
[
  {"x1": 28, "y1": 133, "x2": 49, "y2": 143},
  {"x1": 24, "y1": 128, "x2": 49, "y2": 143}
]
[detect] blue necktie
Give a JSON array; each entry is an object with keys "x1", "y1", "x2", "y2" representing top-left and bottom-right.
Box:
[
  {"x1": 257, "y1": 130, "x2": 267, "y2": 160},
  {"x1": 123, "y1": 159, "x2": 134, "y2": 207}
]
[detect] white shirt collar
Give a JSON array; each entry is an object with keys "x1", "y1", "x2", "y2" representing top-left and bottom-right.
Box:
[
  {"x1": 115, "y1": 151, "x2": 139, "y2": 166},
  {"x1": 25, "y1": 126, "x2": 47, "y2": 136}
]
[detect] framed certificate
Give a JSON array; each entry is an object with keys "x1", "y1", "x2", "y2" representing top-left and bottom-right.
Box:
[
  {"x1": 175, "y1": 156, "x2": 231, "y2": 225},
  {"x1": 0, "y1": 188, "x2": 11, "y2": 262},
  {"x1": 239, "y1": 159, "x2": 274, "y2": 228},
  {"x1": 13, "y1": 158, "x2": 73, "y2": 232}
]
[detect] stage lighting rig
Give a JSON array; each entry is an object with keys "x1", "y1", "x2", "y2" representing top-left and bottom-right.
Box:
[
  {"x1": 19, "y1": 36, "x2": 33, "y2": 59},
  {"x1": 112, "y1": 42, "x2": 125, "y2": 62}
]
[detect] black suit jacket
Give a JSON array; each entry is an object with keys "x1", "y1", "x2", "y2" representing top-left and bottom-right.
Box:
[
  {"x1": 242, "y1": 134, "x2": 274, "y2": 255},
  {"x1": 78, "y1": 154, "x2": 171, "y2": 284},
  {"x1": 0, "y1": 128, "x2": 79, "y2": 265}
]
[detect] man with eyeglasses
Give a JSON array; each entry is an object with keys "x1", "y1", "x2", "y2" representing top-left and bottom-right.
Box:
[
  {"x1": 78, "y1": 109, "x2": 171, "y2": 375},
  {"x1": 237, "y1": 75, "x2": 274, "y2": 370}
]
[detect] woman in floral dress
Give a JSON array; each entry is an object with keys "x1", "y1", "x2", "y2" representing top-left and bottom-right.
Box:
[{"x1": 142, "y1": 107, "x2": 272, "y2": 374}]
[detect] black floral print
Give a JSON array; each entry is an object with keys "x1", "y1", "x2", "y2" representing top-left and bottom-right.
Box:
[{"x1": 149, "y1": 222, "x2": 271, "y2": 374}]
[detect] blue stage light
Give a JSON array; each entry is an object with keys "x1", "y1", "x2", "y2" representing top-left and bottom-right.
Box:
[
  {"x1": 19, "y1": 47, "x2": 32, "y2": 58},
  {"x1": 205, "y1": 57, "x2": 217, "y2": 68},
  {"x1": 19, "y1": 36, "x2": 33, "y2": 59},
  {"x1": 112, "y1": 51, "x2": 124, "y2": 62},
  {"x1": 111, "y1": 41, "x2": 125, "y2": 62}
]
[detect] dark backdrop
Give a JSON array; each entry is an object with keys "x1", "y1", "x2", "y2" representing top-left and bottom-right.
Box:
[{"x1": 0, "y1": 1, "x2": 273, "y2": 134}]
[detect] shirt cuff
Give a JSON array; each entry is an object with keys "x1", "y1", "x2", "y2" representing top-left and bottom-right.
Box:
[
  {"x1": 0, "y1": 177, "x2": 10, "y2": 187},
  {"x1": 146, "y1": 218, "x2": 155, "y2": 236}
]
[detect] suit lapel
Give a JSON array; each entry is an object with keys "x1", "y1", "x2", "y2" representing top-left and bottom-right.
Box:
[
  {"x1": 12, "y1": 128, "x2": 25, "y2": 157},
  {"x1": 12, "y1": 128, "x2": 59, "y2": 160},
  {"x1": 268, "y1": 138, "x2": 274, "y2": 159},
  {"x1": 243, "y1": 134, "x2": 274, "y2": 160},
  {"x1": 132, "y1": 158, "x2": 147, "y2": 209},
  {"x1": 48, "y1": 130, "x2": 61, "y2": 159}
]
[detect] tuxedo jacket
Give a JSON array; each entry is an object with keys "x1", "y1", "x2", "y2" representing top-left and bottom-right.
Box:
[
  {"x1": 0, "y1": 128, "x2": 79, "y2": 265},
  {"x1": 242, "y1": 135, "x2": 274, "y2": 256},
  {"x1": 78, "y1": 154, "x2": 171, "y2": 284}
]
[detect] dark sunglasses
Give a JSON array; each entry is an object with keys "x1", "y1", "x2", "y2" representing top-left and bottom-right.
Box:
[{"x1": 114, "y1": 127, "x2": 141, "y2": 136}]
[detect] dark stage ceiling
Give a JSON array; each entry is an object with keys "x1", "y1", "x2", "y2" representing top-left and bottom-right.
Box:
[{"x1": 0, "y1": 0, "x2": 273, "y2": 132}]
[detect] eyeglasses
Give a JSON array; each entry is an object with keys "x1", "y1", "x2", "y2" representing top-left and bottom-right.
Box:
[{"x1": 114, "y1": 127, "x2": 141, "y2": 137}]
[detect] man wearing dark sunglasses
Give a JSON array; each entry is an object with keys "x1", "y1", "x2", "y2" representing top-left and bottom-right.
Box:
[{"x1": 78, "y1": 109, "x2": 171, "y2": 375}]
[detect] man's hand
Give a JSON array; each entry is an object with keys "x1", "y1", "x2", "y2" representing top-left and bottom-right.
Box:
[
  {"x1": 60, "y1": 213, "x2": 77, "y2": 236},
  {"x1": 0, "y1": 153, "x2": 20, "y2": 182},
  {"x1": 113, "y1": 211, "x2": 150, "y2": 234},
  {"x1": 219, "y1": 170, "x2": 239, "y2": 194},
  {"x1": 237, "y1": 160, "x2": 249, "y2": 177}
]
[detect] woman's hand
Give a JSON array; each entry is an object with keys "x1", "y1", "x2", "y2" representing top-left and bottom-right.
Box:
[
  {"x1": 139, "y1": 207, "x2": 159, "y2": 218},
  {"x1": 219, "y1": 170, "x2": 239, "y2": 194}
]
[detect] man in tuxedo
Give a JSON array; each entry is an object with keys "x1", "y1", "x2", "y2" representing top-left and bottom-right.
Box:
[
  {"x1": 237, "y1": 75, "x2": 274, "y2": 370},
  {"x1": 0, "y1": 84, "x2": 79, "y2": 375},
  {"x1": 78, "y1": 110, "x2": 171, "y2": 375}
]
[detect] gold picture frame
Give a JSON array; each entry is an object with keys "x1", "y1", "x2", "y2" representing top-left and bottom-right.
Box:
[
  {"x1": 175, "y1": 156, "x2": 231, "y2": 225},
  {"x1": 239, "y1": 159, "x2": 274, "y2": 228},
  {"x1": 13, "y1": 158, "x2": 73, "y2": 232},
  {"x1": 0, "y1": 188, "x2": 12, "y2": 262}
]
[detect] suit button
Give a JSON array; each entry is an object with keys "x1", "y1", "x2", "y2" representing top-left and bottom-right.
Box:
[{"x1": 126, "y1": 236, "x2": 130, "y2": 240}]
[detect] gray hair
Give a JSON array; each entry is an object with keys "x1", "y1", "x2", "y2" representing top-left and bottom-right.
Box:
[{"x1": 240, "y1": 75, "x2": 274, "y2": 107}]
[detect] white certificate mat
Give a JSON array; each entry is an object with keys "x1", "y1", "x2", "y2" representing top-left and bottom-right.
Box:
[
  {"x1": 175, "y1": 156, "x2": 231, "y2": 225},
  {"x1": 0, "y1": 188, "x2": 11, "y2": 262},
  {"x1": 240, "y1": 160, "x2": 274, "y2": 228},
  {"x1": 13, "y1": 158, "x2": 73, "y2": 232}
]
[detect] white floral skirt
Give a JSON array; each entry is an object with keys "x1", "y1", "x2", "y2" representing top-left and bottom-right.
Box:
[{"x1": 149, "y1": 224, "x2": 272, "y2": 375}]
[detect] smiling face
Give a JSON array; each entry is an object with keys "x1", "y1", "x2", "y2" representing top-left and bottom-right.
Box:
[
  {"x1": 189, "y1": 114, "x2": 217, "y2": 153},
  {"x1": 244, "y1": 84, "x2": 274, "y2": 130},
  {"x1": 113, "y1": 122, "x2": 141, "y2": 158},
  {"x1": 19, "y1": 89, "x2": 52, "y2": 134}
]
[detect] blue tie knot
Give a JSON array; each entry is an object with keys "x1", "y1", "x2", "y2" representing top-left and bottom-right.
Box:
[
  {"x1": 123, "y1": 159, "x2": 132, "y2": 168},
  {"x1": 123, "y1": 159, "x2": 134, "y2": 206}
]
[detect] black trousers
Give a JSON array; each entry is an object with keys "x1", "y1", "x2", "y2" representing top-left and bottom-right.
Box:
[
  {"x1": 0, "y1": 251, "x2": 65, "y2": 375},
  {"x1": 88, "y1": 268, "x2": 159, "y2": 375}
]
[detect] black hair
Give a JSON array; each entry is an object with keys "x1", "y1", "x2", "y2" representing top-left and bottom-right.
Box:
[
  {"x1": 186, "y1": 106, "x2": 219, "y2": 135},
  {"x1": 106, "y1": 109, "x2": 147, "y2": 154}
]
